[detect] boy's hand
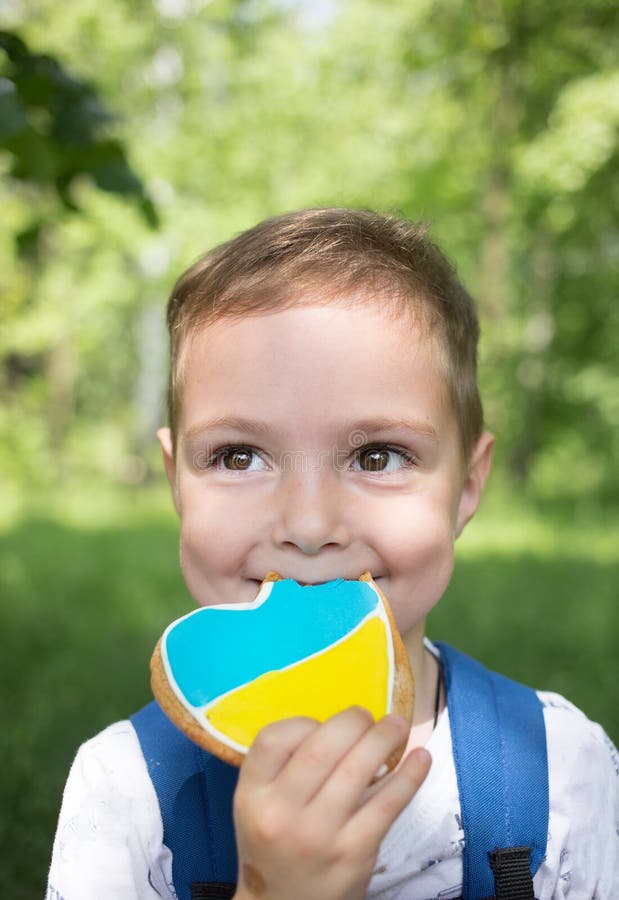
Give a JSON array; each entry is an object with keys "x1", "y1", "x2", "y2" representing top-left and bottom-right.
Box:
[{"x1": 232, "y1": 707, "x2": 431, "y2": 900}]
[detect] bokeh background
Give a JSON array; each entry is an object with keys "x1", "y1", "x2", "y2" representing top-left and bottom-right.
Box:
[{"x1": 1, "y1": 1, "x2": 618, "y2": 895}]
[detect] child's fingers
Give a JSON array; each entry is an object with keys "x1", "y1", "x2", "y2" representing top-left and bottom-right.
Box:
[
  {"x1": 349, "y1": 747, "x2": 431, "y2": 844},
  {"x1": 233, "y1": 716, "x2": 429, "y2": 900},
  {"x1": 239, "y1": 716, "x2": 320, "y2": 786},
  {"x1": 273, "y1": 706, "x2": 376, "y2": 805},
  {"x1": 314, "y1": 713, "x2": 411, "y2": 821}
]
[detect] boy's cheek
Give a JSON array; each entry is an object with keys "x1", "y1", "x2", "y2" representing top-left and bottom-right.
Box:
[
  {"x1": 177, "y1": 516, "x2": 254, "y2": 605},
  {"x1": 177, "y1": 543, "x2": 223, "y2": 606}
]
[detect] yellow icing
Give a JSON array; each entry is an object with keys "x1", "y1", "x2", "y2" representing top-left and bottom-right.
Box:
[{"x1": 205, "y1": 616, "x2": 390, "y2": 749}]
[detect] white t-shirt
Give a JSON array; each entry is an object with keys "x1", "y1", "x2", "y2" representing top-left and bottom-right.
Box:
[{"x1": 46, "y1": 685, "x2": 619, "y2": 900}]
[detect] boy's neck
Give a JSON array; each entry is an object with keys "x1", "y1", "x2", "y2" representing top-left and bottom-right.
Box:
[{"x1": 405, "y1": 625, "x2": 444, "y2": 749}]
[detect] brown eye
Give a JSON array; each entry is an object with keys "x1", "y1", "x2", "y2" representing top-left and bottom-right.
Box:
[
  {"x1": 222, "y1": 448, "x2": 253, "y2": 470},
  {"x1": 352, "y1": 445, "x2": 416, "y2": 474},
  {"x1": 359, "y1": 448, "x2": 390, "y2": 471}
]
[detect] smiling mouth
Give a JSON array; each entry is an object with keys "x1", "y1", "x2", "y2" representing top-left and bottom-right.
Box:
[
  {"x1": 250, "y1": 578, "x2": 331, "y2": 587},
  {"x1": 251, "y1": 575, "x2": 380, "y2": 587}
]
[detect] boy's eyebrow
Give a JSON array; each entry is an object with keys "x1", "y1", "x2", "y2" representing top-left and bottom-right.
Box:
[
  {"x1": 182, "y1": 416, "x2": 274, "y2": 442},
  {"x1": 182, "y1": 415, "x2": 438, "y2": 443},
  {"x1": 343, "y1": 417, "x2": 439, "y2": 442}
]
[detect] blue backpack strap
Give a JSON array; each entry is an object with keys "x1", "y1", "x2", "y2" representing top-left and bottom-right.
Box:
[
  {"x1": 435, "y1": 642, "x2": 549, "y2": 900},
  {"x1": 130, "y1": 701, "x2": 239, "y2": 900}
]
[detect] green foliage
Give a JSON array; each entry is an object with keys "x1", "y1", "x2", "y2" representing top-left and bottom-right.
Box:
[
  {"x1": 0, "y1": 500, "x2": 187, "y2": 896},
  {"x1": 1, "y1": 0, "x2": 617, "y2": 499},
  {"x1": 0, "y1": 27, "x2": 157, "y2": 253}
]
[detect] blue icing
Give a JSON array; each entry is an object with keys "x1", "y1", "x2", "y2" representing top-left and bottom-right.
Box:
[{"x1": 165, "y1": 579, "x2": 379, "y2": 706}]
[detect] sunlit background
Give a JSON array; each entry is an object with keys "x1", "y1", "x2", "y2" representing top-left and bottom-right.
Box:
[{"x1": 1, "y1": 1, "x2": 618, "y2": 895}]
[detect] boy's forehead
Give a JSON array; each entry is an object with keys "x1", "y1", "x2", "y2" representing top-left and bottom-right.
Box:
[
  {"x1": 184, "y1": 292, "x2": 437, "y2": 358},
  {"x1": 180, "y1": 301, "x2": 443, "y2": 385},
  {"x1": 177, "y1": 302, "x2": 453, "y2": 437}
]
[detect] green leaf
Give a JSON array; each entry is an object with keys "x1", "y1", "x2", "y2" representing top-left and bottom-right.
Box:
[
  {"x1": 80, "y1": 139, "x2": 144, "y2": 194},
  {"x1": 15, "y1": 220, "x2": 46, "y2": 261},
  {"x1": 0, "y1": 29, "x2": 29, "y2": 61},
  {"x1": 7, "y1": 127, "x2": 59, "y2": 183},
  {"x1": 0, "y1": 77, "x2": 27, "y2": 143}
]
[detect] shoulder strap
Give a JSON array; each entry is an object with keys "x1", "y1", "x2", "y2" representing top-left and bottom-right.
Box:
[
  {"x1": 435, "y1": 642, "x2": 549, "y2": 900},
  {"x1": 130, "y1": 701, "x2": 239, "y2": 900}
]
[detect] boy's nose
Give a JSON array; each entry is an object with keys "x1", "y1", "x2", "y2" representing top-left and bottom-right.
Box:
[{"x1": 271, "y1": 468, "x2": 352, "y2": 555}]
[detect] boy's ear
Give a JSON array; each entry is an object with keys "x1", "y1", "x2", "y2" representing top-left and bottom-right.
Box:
[
  {"x1": 455, "y1": 431, "x2": 494, "y2": 537},
  {"x1": 157, "y1": 427, "x2": 180, "y2": 515}
]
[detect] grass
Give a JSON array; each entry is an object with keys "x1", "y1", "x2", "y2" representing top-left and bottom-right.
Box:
[{"x1": 1, "y1": 483, "x2": 618, "y2": 899}]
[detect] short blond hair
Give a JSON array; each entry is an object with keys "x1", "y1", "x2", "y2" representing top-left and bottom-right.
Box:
[{"x1": 164, "y1": 207, "x2": 484, "y2": 460}]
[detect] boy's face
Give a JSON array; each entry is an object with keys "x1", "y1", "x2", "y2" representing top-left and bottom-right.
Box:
[{"x1": 159, "y1": 300, "x2": 492, "y2": 658}]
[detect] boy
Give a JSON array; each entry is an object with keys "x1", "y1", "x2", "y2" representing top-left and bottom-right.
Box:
[{"x1": 47, "y1": 208, "x2": 618, "y2": 899}]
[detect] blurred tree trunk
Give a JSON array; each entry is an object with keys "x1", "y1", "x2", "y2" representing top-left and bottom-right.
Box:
[
  {"x1": 509, "y1": 233, "x2": 558, "y2": 480},
  {"x1": 47, "y1": 334, "x2": 74, "y2": 459},
  {"x1": 479, "y1": 162, "x2": 512, "y2": 324},
  {"x1": 476, "y1": 1, "x2": 517, "y2": 326}
]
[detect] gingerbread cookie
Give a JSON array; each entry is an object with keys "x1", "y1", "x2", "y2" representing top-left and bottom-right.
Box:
[{"x1": 150, "y1": 572, "x2": 414, "y2": 769}]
